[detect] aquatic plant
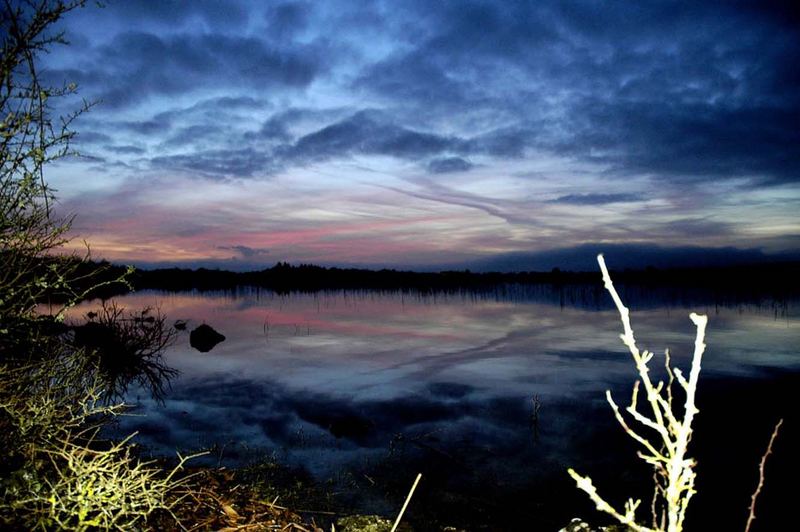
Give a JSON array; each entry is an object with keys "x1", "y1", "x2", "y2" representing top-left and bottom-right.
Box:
[
  {"x1": 568, "y1": 254, "x2": 707, "y2": 532},
  {"x1": 74, "y1": 302, "x2": 178, "y2": 403}
]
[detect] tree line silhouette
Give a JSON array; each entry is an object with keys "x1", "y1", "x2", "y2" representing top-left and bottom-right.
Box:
[{"x1": 72, "y1": 259, "x2": 800, "y2": 302}]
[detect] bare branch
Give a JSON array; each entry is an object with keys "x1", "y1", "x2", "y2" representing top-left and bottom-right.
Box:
[
  {"x1": 745, "y1": 418, "x2": 784, "y2": 532},
  {"x1": 569, "y1": 255, "x2": 709, "y2": 532}
]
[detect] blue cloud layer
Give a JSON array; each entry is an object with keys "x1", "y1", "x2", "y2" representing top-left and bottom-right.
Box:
[{"x1": 49, "y1": 0, "x2": 798, "y2": 184}]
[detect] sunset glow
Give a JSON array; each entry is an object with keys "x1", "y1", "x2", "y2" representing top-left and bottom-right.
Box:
[{"x1": 46, "y1": 1, "x2": 800, "y2": 271}]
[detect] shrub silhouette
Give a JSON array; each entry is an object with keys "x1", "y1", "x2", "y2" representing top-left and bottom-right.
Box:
[{"x1": 1, "y1": 2, "x2": 192, "y2": 529}]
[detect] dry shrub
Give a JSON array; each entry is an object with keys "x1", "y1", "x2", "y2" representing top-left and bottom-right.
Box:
[{"x1": 568, "y1": 255, "x2": 707, "y2": 532}]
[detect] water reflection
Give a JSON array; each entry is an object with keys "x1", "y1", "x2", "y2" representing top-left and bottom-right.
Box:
[{"x1": 76, "y1": 288, "x2": 799, "y2": 529}]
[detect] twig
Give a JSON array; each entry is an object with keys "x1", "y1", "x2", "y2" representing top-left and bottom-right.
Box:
[
  {"x1": 569, "y1": 255, "x2": 709, "y2": 532},
  {"x1": 293, "y1": 508, "x2": 337, "y2": 516},
  {"x1": 390, "y1": 473, "x2": 421, "y2": 532},
  {"x1": 744, "y1": 418, "x2": 783, "y2": 532}
]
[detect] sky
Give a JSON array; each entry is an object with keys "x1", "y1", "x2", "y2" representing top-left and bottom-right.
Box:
[{"x1": 41, "y1": 0, "x2": 800, "y2": 271}]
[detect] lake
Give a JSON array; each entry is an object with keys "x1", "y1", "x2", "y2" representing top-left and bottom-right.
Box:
[{"x1": 75, "y1": 285, "x2": 799, "y2": 530}]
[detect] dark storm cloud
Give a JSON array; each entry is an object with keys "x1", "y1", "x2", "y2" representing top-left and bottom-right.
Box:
[
  {"x1": 55, "y1": 1, "x2": 800, "y2": 187},
  {"x1": 558, "y1": 101, "x2": 800, "y2": 184},
  {"x1": 549, "y1": 193, "x2": 642, "y2": 206},
  {"x1": 354, "y1": 0, "x2": 800, "y2": 185},
  {"x1": 79, "y1": 30, "x2": 321, "y2": 108}
]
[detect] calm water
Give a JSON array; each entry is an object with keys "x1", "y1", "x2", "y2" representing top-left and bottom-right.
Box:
[{"x1": 76, "y1": 287, "x2": 799, "y2": 529}]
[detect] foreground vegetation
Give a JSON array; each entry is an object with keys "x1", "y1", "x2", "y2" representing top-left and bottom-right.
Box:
[
  {"x1": 569, "y1": 255, "x2": 708, "y2": 532},
  {"x1": 1, "y1": 2, "x2": 786, "y2": 531},
  {"x1": 0, "y1": 1, "x2": 191, "y2": 528},
  {"x1": 565, "y1": 256, "x2": 785, "y2": 532}
]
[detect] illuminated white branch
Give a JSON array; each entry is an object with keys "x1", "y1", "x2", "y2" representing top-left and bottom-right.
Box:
[{"x1": 568, "y1": 254, "x2": 708, "y2": 532}]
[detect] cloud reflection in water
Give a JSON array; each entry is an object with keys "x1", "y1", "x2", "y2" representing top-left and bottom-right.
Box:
[{"x1": 79, "y1": 288, "x2": 799, "y2": 528}]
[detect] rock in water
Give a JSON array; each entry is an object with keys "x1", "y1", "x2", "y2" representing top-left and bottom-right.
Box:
[{"x1": 190, "y1": 324, "x2": 225, "y2": 352}]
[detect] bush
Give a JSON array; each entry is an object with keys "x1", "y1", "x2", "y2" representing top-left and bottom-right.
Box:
[
  {"x1": 1, "y1": 2, "x2": 191, "y2": 529},
  {"x1": 0, "y1": 350, "x2": 199, "y2": 530}
]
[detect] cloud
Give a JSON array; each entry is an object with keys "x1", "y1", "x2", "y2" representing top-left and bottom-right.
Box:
[
  {"x1": 218, "y1": 245, "x2": 270, "y2": 260},
  {"x1": 264, "y1": 1, "x2": 312, "y2": 41},
  {"x1": 64, "y1": 30, "x2": 322, "y2": 109},
  {"x1": 427, "y1": 157, "x2": 474, "y2": 174},
  {"x1": 45, "y1": 0, "x2": 800, "y2": 268},
  {"x1": 105, "y1": 145, "x2": 146, "y2": 155},
  {"x1": 558, "y1": 101, "x2": 800, "y2": 185},
  {"x1": 243, "y1": 116, "x2": 293, "y2": 142},
  {"x1": 151, "y1": 97, "x2": 269, "y2": 125},
  {"x1": 78, "y1": 106, "x2": 541, "y2": 180},
  {"x1": 72, "y1": 153, "x2": 106, "y2": 164},
  {"x1": 72, "y1": 131, "x2": 112, "y2": 146},
  {"x1": 56, "y1": 1, "x2": 800, "y2": 185},
  {"x1": 355, "y1": 49, "x2": 472, "y2": 109},
  {"x1": 128, "y1": 375, "x2": 511, "y2": 450},
  {"x1": 284, "y1": 110, "x2": 463, "y2": 163},
  {"x1": 469, "y1": 243, "x2": 779, "y2": 272},
  {"x1": 548, "y1": 193, "x2": 642, "y2": 206},
  {"x1": 465, "y1": 127, "x2": 535, "y2": 158},
  {"x1": 150, "y1": 148, "x2": 275, "y2": 178},
  {"x1": 116, "y1": 119, "x2": 172, "y2": 135},
  {"x1": 352, "y1": 1, "x2": 800, "y2": 185},
  {"x1": 162, "y1": 124, "x2": 228, "y2": 148},
  {"x1": 377, "y1": 179, "x2": 556, "y2": 229},
  {"x1": 207, "y1": 96, "x2": 266, "y2": 109},
  {"x1": 652, "y1": 217, "x2": 735, "y2": 240},
  {"x1": 98, "y1": 0, "x2": 250, "y2": 29},
  {"x1": 279, "y1": 112, "x2": 543, "y2": 170}
]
